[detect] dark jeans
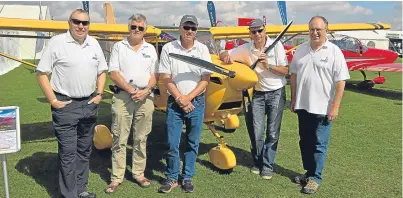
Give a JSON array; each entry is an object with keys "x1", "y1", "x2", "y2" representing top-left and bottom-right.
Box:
[
  {"x1": 296, "y1": 109, "x2": 332, "y2": 184},
  {"x1": 247, "y1": 87, "x2": 286, "y2": 172},
  {"x1": 52, "y1": 92, "x2": 98, "y2": 198},
  {"x1": 164, "y1": 94, "x2": 205, "y2": 181}
]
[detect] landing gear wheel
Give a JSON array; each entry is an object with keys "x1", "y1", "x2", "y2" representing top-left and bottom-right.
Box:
[{"x1": 357, "y1": 80, "x2": 375, "y2": 89}]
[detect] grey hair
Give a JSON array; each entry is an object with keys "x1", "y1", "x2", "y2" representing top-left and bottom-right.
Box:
[
  {"x1": 128, "y1": 13, "x2": 147, "y2": 27},
  {"x1": 69, "y1": 9, "x2": 90, "y2": 20},
  {"x1": 309, "y1": 16, "x2": 328, "y2": 30}
]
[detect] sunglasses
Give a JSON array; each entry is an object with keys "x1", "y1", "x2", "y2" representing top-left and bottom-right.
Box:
[
  {"x1": 183, "y1": 26, "x2": 198, "y2": 31},
  {"x1": 130, "y1": 25, "x2": 145, "y2": 32},
  {"x1": 250, "y1": 29, "x2": 264, "y2": 34},
  {"x1": 70, "y1": 19, "x2": 90, "y2": 26}
]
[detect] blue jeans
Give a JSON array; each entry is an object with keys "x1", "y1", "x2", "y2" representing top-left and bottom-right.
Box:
[
  {"x1": 164, "y1": 94, "x2": 205, "y2": 181},
  {"x1": 248, "y1": 87, "x2": 286, "y2": 172},
  {"x1": 296, "y1": 109, "x2": 332, "y2": 184}
]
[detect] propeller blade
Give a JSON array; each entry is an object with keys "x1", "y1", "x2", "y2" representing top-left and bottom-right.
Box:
[
  {"x1": 169, "y1": 53, "x2": 236, "y2": 78},
  {"x1": 251, "y1": 20, "x2": 293, "y2": 70}
]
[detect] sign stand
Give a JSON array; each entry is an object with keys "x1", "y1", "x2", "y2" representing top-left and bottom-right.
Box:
[
  {"x1": 0, "y1": 106, "x2": 21, "y2": 198},
  {"x1": 2, "y1": 154, "x2": 9, "y2": 198}
]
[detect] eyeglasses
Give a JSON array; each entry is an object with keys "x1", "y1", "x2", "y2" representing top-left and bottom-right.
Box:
[
  {"x1": 250, "y1": 29, "x2": 264, "y2": 34},
  {"x1": 130, "y1": 25, "x2": 145, "y2": 31},
  {"x1": 70, "y1": 19, "x2": 90, "y2": 26},
  {"x1": 183, "y1": 26, "x2": 198, "y2": 31},
  {"x1": 309, "y1": 28, "x2": 326, "y2": 33}
]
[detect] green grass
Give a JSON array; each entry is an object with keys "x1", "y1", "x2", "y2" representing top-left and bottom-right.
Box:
[
  {"x1": 395, "y1": 57, "x2": 402, "y2": 63},
  {"x1": 0, "y1": 63, "x2": 401, "y2": 198}
]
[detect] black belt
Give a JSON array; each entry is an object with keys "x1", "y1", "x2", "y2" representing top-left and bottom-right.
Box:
[
  {"x1": 54, "y1": 91, "x2": 94, "y2": 101},
  {"x1": 169, "y1": 92, "x2": 205, "y2": 102}
]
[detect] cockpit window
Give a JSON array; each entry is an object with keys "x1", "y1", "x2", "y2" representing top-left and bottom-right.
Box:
[{"x1": 328, "y1": 35, "x2": 365, "y2": 53}]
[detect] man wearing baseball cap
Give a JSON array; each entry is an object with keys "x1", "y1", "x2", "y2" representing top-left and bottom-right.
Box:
[
  {"x1": 219, "y1": 18, "x2": 289, "y2": 180},
  {"x1": 158, "y1": 14, "x2": 212, "y2": 193}
]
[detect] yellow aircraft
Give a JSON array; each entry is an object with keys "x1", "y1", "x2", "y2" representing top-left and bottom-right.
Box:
[{"x1": 0, "y1": 3, "x2": 391, "y2": 171}]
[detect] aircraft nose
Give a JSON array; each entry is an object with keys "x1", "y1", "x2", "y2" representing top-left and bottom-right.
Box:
[
  {"x1": 210, "y1": 55, "x2": 258, "y2": 90},
  {"x1": 228, "y1": 62, "x2": 258, "y2": 90}
]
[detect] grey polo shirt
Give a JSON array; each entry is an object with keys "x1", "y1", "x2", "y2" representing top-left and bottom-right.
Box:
[{"x1": 37, "y1": 31, "x2": 108, "y2": 98}]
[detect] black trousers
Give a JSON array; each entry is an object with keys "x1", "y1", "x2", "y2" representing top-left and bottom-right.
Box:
[{"x1": 51, "y1": 92, "x2": 98, "y2": 198}]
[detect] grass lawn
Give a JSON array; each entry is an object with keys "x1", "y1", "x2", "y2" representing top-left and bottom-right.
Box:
[{"x1": 0, "y1": 63, "x2": 401, "y2": 198}]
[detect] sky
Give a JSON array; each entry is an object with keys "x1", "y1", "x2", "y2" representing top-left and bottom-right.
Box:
[{"x1": 0, "y1": 1, "x2": 402, "y2": 30}]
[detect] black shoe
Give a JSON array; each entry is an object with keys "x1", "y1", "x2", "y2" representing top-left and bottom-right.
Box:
[
  {"x1": 260, "y1": 169, "x2": 273, "y2": 180},
  {"x1": 294, "y1": 174, "x2": 308, "y2": 185},
  {"x1": 182, "y1": 179, "x2": 194, "y2": 193},
  {"x1": 78, "y1": 191, "x2": 96, "y2": 198},
  {"x1": 158, "y1": 179, "x2": 178, "y2": 193}
]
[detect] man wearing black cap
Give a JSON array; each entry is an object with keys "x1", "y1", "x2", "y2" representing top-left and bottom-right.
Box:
[
  {"x1": 158, "y1": 14, "x2": 212, "y2": 193},
  {"x1": 220, "y1": 19, "x2": 289, "y2": 180}
]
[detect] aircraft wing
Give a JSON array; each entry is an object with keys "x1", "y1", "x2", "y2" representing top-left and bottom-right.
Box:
[
  {"x1": 0, "y1": 17, "x2": 161, "y2": 37},
  {"x1": 210, "y1": 23, "x2": 391, "y2": 39},
  {"x1": 353, "y1": 63, "x2": 402, "y2": 72}
]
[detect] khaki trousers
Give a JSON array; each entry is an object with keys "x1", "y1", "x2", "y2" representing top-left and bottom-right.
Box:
[{"x1": 110, "y1": 91, "x2": 154, "y2": 183}]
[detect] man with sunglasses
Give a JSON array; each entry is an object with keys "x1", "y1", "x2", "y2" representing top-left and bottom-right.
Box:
[
  {"x1": 219, "y1": 19, "x2": 289, "y2": 180},
  {"x1": 104, "y1": 13, "x2": 158, "y2": 193},
  {"x1": 158, "y1": 15, "x2": 212, "y2": 193},
  {"x1": 36, "y1": 9, "x2": 107, "y2": 198},
  {"x1": 290, "y1": 16, "x2": 349, "y2": 194}
]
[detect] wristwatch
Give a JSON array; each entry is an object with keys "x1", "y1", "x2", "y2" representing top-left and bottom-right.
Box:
[
  {"x1": 145, "y1": 86, "x2": 154, "y2": 94},
  {"x1": 96, "y1": 92, "x2": 103, "y2": 97},
  {"x1": 268, "y1": 64, "x2": 274, "y2": 72}
]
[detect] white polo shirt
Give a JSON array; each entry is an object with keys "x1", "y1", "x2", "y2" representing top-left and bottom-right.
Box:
[
  {"x1": 229, "y1": 37, "x2": 288, "y2": 91},
  {"x1": 37, "y1": 31, "x2": 108, "y2": 98},
  {"x1": 290, "y1": 40, "x2": 350, "y2": 115},
  {"x1": 108, "y1": 39, "x2": 158, "y2": 89},
  {"x1": 159, "y1": 39, "x2": 212, "y2": 95}
]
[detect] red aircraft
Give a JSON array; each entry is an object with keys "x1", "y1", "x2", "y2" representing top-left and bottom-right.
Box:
[
  {"x1": 284, "y1": 34, "x2": 401, "y2": 88},
  {"x1": 223, "y1": 34, "x2": 401, "y2": 89}
]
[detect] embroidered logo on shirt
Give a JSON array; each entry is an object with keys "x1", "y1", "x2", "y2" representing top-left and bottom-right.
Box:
[
  {"x1": 142, "y1": 53, "x2": 151, "y2": 58},
  {"x1": 92, "y1": 54, "x2": 98, "y2": 60},
  {"x1": 320, "y1": 57, "x2": 328, "y2": 63}
]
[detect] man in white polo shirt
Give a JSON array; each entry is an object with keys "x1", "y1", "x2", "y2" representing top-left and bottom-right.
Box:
[
  {"x1": 219, "y1": 19, "x2": 289, "y2": 180},
  {"x1": 104, "y1": 13, "x2": 158, "y2": 193},
  {"x1": 36, "y1": 9, "x2": 107, "y2": 198},
  {"x1": 290, "y1": 16, "x2": 350, "y2": 194},
  {"x1": 158, "y1": 15, "x2": 212, "y2": 193}
]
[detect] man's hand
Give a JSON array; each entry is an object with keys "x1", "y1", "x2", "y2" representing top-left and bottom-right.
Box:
[
  {"x1": 88, "y1": 95, "x2": 102, "y2": 105},
  {"x1": 290, "y1": 99, "x2": 296, "y2": 113},
  {"x1": 131, "y1": 89, "x2": 149, "y2": 102},
  {"x1": 176, "y1": 95, "x2": 192, "y2": 108},
  {"x1": 327, "y1": 105, "x2": 339, "y2": 121},
  {"x1": 219, "y1": 51, "x2": 233, "y2": 64},
  {"x1": 182, "y1": 103, "x2": 195, "y2": 113},
  {"x1": 51, "y1": 99, "x2": 72, "y2": 109},
  {"x1": 257, "y1": 53, "x2": 269, "y2": 69}
]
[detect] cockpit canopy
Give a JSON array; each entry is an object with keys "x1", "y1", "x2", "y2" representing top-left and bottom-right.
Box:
[{"x1": 328, "y1": 34, "x2": 368, "y2": 53}]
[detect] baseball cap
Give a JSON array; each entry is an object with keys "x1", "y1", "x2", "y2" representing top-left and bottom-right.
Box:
[
  {"x1": 180, "y1": 15, "x2": 198, "y2": 25},
  {"x1": 249, "y1": 19, "x2": 265, "y2": 29}
]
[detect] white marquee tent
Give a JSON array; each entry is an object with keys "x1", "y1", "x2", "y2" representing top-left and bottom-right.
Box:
[{"x1": 0, "y1": 4, "x2": 51, "y2": 75}]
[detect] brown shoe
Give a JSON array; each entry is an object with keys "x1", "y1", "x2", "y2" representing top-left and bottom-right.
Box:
[
  {"x1": 104, "y1": 181, "x2": 121, "y2": 194},
  {"x1": 302, "y1": 178, "x2": 319, "y2": 194},
  {"x1": 134, "y1": 176, "x2": 151, "y2": 188}
]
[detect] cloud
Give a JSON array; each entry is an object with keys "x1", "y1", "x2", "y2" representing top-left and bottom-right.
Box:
[
  {"x1": 391, "y1": 2, "x2": 402, "y2": 30},
  {"x1": 0, "y1": 1, "x2": 393, "y2": 28}
]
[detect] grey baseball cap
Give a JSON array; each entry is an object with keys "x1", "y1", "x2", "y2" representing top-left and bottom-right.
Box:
[
  {"x1": 249, "y1": 19, "x2": 265, "y2": 29},
  {"x1": 180, "y1": 15, "x2": 198, "y2": 25}
]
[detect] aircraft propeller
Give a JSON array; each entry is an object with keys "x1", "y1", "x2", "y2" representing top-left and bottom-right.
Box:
[{"x1": 168, "y1": 53, "x2": 236, "y2": 78}]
